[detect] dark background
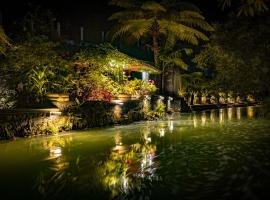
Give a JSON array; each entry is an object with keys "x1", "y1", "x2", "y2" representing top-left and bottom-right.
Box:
[{"x1": 0, "y1": 0, "x2": 222, "y2": 43}]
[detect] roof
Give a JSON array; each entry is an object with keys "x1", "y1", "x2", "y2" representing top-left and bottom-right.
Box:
[{"x1": 74, "y1": 43, "x2": 161, "y2": 74}]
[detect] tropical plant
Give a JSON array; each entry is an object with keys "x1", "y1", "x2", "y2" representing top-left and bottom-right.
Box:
[
  {"x1": 218, "y1": 0, "x2": 269, "y2": 17},
  {"x1": 108, "y1": 0, "x2": 214, "y2": 68},
  {"x1": 0, "y1": 36, "x2": 72, "y2": 105},
  {"x1": 159, "y1": 47, "x2": 193, "y2": 92},
  {"x1": 193, "y1": 19, "x2": 270, "y2": 99}
]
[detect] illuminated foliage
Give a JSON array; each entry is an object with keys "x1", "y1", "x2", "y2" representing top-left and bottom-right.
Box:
[
  {"x1": 193, "y1": 19, "x2": 270, "y2": 98},
  {"x1": 0, "y1": 36, "x2": 72, "y2": 104},
  {"x1": 109, "y1": 0, "x2": 213, "y2": 67}
]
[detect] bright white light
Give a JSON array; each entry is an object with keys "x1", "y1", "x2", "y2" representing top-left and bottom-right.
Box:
[
  {"x1": 168, "y1": 121, "x2": 174, "y2": 132},
  {"x1": 50, "y1": 111, "x2": 62, "y2": 119},
  {"x1": 159, "y1": 128, "x2": 165, "y2": 137},
  {"x1": 112, "y1": 99, "x2": 124, "y2": 105},
  {"x1": 50, "y1": 147, "x2": 62, "y2": 158}
]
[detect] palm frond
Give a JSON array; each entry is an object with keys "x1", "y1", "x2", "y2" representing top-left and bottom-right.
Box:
[
  {"x1": 109, "y1": 19, "x2": 153, "y2": 42},
  {"x1": 141, "y1": 1, "x2": 166, "y2": 12},
  {"x1": 160, "y1": 50, "x2": 189, "y2": 71},
  {"x1": 237, "y1": 0, "x2": 269, "y2": 17},
  {"x1": 167, "y1": 11, "x2": 214, "y2": 31},
  {"x1": 160, "y1": 20, "x2": 209, "y2": 45}
]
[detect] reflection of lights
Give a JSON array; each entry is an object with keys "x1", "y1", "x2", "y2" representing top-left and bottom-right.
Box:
[
  {"x1": 237, "y1": 107, "x2": 241, "y2": 120},
  {"x1": 193, "y1": 114, "x2": 198, "y2": 128},
  {"x1": 159, "y1": 128, "x2": 165, "y2": 137},
  {"x1": 210, "y1": 110, "x2": 215, "y2": 122},
  {"x1": 228, "y1": 107, "x2": 233, "y2": 121},
  {"x1": 201, "y1": 112, "x2": 206, "y2": 126},
  {"x1": 50, "y1": 147, "x2": 62, "y2": 158},
  {"x1": 112, "y1": 99, "x2": 124, "y2": 105},
  {"x1": 168, "y1": 120, "x2": 174, "y2": 132},
  {"x1": 147, "y1": 137, "x2": 151, "y2": 143},
  {"x1": 113, "y1": 105, "x2": 122, "y2": 119},
  {"x1": 114, "y1": 132, "x2": 122, "y2": 146},
  {"x1": 247, "y1": 106, "x2": 254, "y2": 119},
  {"x1": 219, "y1": 109, "x2": 224, "y2": 124}
]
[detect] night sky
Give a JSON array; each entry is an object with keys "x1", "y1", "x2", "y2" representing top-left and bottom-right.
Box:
[{"x1": 1, "y1": 0, "x2": 220, "y2": 25}]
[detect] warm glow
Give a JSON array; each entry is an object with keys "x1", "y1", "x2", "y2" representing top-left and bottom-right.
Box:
[
  {"x1": 227, "y1": 107, "x2": 233, "y2": 121},
  {"x1": 201, "y1": 112, "x2": 206, "y2": 126},
  {"x1": 247, "y1": 106, "x2": 254, "y2": 119},
  {"x1": 237, "y1": 107, "x2": 241, "y2": 120}
]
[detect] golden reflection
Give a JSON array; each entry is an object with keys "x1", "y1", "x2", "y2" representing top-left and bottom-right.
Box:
[
  {"x1": 49, "y1": 147, "x2": 62, "y2": 158},
  {"x1": 210, "y1": 110, "x2": 216, "y2": 123},
  {"x1": 227, "y1": 107, "x2": 233, "y2": 121},
  {"x1": 159, "y1": 128, "x2": 165, "y2": 137},
  {"x1": 201, "y1": 112, "x2": 206, "y2": 127},
  {"x1": 114, "y1": 131, "x2": 122, "y2": 146},
  {"x1": 113, "y1": 105, "x2": 122, "y2": 120},
  {"x1": 168, "y1": 120, "x2": 174, "y2": 132},
  {"x1": 193, "y1": 114, "x2": 198, "y2": 128},
  {"x1": 98, "y1": 130, "x2": 158, "y2": 198},
  {"x1": 219, "y1": 109, "x2": 225, "y2": 125},
  {"x1": 237, "y1": 107, "x2": 241, "y2": 120},
  {"x1": 247, "y1": 106, "x2": 254, "y2": 119}
]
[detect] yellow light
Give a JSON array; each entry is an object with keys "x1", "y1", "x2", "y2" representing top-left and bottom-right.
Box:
[
  {"x1": 201, "y1": 112, "x2": 206, "y2": 126},
  {"x1": 227, "y1": 107, "x2": 233, "y2": 121},
  {"x1": 247, "y1": 106, "x2": 254, "y2": 119}
]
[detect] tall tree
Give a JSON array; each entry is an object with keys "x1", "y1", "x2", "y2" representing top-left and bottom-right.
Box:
[{"x1": 108, "y1": 0, "x2": 213, "y2": 68}]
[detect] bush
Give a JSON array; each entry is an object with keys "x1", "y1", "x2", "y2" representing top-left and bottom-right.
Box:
[{"x1": 0, "y1": 112, "x2": 72, "y2": 139}]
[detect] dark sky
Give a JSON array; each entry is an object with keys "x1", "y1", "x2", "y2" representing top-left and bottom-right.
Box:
[{"x1": 1, "y1": 0, "x2": 220, "y2": 24}]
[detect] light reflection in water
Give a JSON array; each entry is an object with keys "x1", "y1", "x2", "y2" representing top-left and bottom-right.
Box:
[
  {"x1": 168, "y1": 120, "x2": 174, "y2": 132},
  {"x1": 201, "y1": 112, "x2": 206, "y2": 127},
  {"x1": 237, "y1": 107, "x2": 241, "y2": 120},
  {"x1": 193, "y1": 114, "x2": 198, "y2": 128},
  {"x1": 98, "y1": 128, "x2": 158, "y2": 198},
  {"x1": 210, "y1": 110, "x2": 216, "y2": 123},
  {"x1": 227, "y1": 107, "x2": 233, "y2": 121},
  {"x1": 219, "y1": 109, "x2": 225, "y2": 125},
  {"x1": 247, "y1": 106, "x2": 254, "y2": 119},
  {"x1": 49, "y1": 147, "x2": 62, "y2": 159},
  {"x1": 159, "y1": 128, "x2": 165, "y2": 137}
]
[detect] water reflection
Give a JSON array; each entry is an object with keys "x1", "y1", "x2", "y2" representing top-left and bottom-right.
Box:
[
  {"x1": 98, "y1": 127, "x2": 158, "y2": 198},
  {"x1": 219, "y1": 109, "x2": 225, "y2": 125},
  {"x1": 190, "y1": 106, "x2": 258, "y2": 128},
  {"x1": 201, "y1": 112, "x2": 206, "y2": 127},
  {"x1": 237, "y1": 107, "x2": 241, "y2": 120},
  {"x1": 247, "y1": 106, "x2": 254, "y2": 119},
  {"x1": 228, "y1": 107, "x2": 233, "y2": 121},
  {"x1": 3, "y1": 106, "x2": 262, "y2": 200}
]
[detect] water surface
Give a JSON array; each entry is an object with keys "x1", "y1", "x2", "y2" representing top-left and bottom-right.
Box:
[{"x1": 1, "y1": 106, "x2": 270, "y2": 200}]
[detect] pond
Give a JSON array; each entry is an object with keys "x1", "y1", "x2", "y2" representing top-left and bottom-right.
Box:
[{"x1": 0, "y1": 106, "x2": 270, "y2": 200}]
